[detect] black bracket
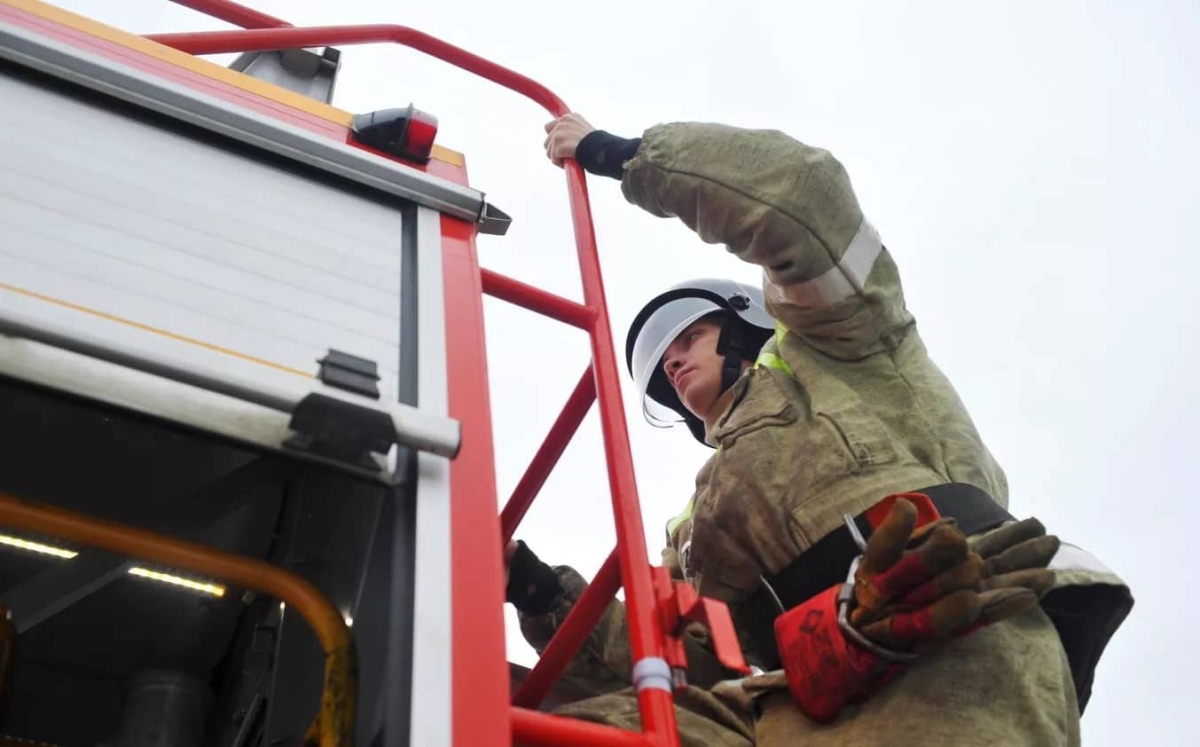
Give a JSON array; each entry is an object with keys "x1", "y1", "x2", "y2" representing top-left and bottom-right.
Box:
[
  {"x1": 284, "y1": 393, "x2": 396, "y2": 471},
  {"x1": 478, "y1": 202, "x2": 512, "y2": 236},
  {"x1": 316, "y1": 350, "x2": 381, "y2": 399}
]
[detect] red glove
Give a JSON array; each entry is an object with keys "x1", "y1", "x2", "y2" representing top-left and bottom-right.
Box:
[{"x1": 773, "y1": 495, "x2": 1058, "y2": 723}]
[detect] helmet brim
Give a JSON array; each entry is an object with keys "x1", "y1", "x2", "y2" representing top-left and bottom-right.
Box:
[
  {"x1": 623, "y1": 278, "x2": 776, "y2": 443},
  {"x1": 630, "y1": 298, "x2": 723, "y2": 427}
]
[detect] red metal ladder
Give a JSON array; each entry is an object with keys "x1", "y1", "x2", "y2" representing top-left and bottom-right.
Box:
[{"x1": 147, "y1": 3, "x2": 748, "y2": 745}]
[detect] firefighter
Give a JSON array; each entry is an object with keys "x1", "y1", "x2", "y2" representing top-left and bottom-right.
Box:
[{"x1": 504, "y1": 114, "x2": 1132, "y2": 746}]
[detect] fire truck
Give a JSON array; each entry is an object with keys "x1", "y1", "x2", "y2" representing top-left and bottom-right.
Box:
[{"x1": 0, "y1": 1, "x2": 748, "y2": 745}]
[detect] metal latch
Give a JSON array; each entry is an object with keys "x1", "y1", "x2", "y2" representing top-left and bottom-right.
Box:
[{"x1": 651, "y1": 566, "x2": 750, "y2": 691}]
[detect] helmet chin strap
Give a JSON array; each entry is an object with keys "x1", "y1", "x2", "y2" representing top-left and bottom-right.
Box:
[{"x1": 715, "y1": 314, "x2": 747, "y2": 395}]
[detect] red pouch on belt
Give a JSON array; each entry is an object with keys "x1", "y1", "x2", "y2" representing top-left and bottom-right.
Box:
[
  {"x1": 773, "y1": 584, "x2": 908, "y2": 723},
  {"x1": 772, "y1": 493, "x2": 944, "y2": 723}
]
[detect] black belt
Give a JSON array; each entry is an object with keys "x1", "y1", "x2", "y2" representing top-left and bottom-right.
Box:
[{"x1": 733, "y1": 483, "x2": 1014, "y2": 671}]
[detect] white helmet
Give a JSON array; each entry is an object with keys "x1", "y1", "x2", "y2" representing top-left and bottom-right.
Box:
[{"x1": 624, "y1": 278, "x2": 775, "y2": 446}]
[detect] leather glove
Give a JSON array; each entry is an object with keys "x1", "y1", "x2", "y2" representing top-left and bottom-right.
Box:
[
  {"x1": 774, "y1": 494, "x2": 1060, "y2": 724},
  {"x1": 850, "y1": 497, "x2": 1059, "y2": 650},
  {"x1": 505, "y1": 540, "x2": 563, "y2": 615}
]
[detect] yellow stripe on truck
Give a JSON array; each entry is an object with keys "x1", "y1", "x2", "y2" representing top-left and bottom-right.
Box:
[
  {"x1": 0, "y1": 281, "x2": 314, "y2": 379},
  {"x1": 3, "y1": 0, "x2": 465, "y2": 166}
]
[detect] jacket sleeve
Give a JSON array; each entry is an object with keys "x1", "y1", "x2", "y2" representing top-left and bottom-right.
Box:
[
  {"x1": 620, "y1": 122, "x2": 914, "y2": 360},
  {"x1": 516, "y1": 564, "x2": 634, "y2": 696}
]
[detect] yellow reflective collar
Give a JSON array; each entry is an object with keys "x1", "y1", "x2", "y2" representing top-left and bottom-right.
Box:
[{"x1": 753, "y1": 321, "x2": 794, "y2": 375}]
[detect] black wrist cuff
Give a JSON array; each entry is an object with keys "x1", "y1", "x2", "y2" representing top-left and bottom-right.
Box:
[
  {"x1": 506, "y1": 541, "x2": 563, "y2": 615},
  {"x1": 575, "y1": 130, "x2": 641, "y2": 180}
]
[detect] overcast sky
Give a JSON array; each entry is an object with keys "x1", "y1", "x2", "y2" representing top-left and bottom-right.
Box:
[{"x1": 47, "y1": 1, "x2": 1199, "y2": 744}]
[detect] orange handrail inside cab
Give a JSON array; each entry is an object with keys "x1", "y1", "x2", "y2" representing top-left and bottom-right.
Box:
[{"x1": 0, "y1": 491, "x2": 355, "y2": 747}]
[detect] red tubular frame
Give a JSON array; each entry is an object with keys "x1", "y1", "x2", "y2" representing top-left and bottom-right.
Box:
[
  {"x1": 155, "y1": 3, "x2": 682, "y2": 746},
  {"x1": 145, "y1": 25, "x2": 571, "y2": 114},
  {"x1": 481, "y1": 269, "x2": 596, "y2": 330},
  {"x1": 511, "y1": 709, "x2": 654, "y2": 747},
  {"x1": 499, "y1": 367, "x2": 597, "y2": 545}
]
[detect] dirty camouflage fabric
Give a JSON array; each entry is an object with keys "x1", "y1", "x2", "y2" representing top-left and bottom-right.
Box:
[{"x1": 517, "y1": 122, "x2": 1130, "y2": 746}]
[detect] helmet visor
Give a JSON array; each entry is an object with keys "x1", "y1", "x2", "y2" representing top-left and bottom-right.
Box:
[{"x1": 629, "y1": 296, "x2": 724, "y2": 427}]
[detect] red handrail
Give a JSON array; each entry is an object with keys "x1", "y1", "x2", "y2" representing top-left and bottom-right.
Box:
[
  {"x1": 146, "y1": 25, "x2": 570, "y2": 115},
  {"x1": 153, "y1": 5, "x2": 683, "y2": 746}
]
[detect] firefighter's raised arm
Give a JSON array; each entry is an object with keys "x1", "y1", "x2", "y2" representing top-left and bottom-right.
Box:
[{"x1": 544, "y1": 114, "x2": 914, "y2": 361}]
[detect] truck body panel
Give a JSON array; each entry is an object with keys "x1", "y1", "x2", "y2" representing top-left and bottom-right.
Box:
[
  {"x1": 0, "y1": 3, "x2": 474, "y2": 744},
  {"x1": 0, "y1": 2, "x2": 677, "y2": 746}
]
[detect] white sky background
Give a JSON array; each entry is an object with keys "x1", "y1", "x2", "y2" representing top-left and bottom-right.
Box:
[{"x1": 46, "y1": 1, "x2": 1199, "y2": 743}]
